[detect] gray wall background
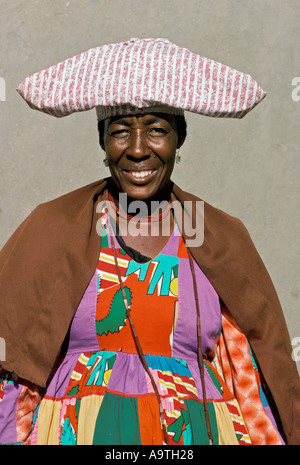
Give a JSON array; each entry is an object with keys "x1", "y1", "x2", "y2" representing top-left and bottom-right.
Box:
[{"x1": 0, "y1": 0, "x2": 299, "y2": 372}]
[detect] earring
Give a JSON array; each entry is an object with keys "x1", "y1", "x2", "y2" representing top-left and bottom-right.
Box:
[
  {"x1": 103, "y1": 158, "x2": 109, "y2": 167},
  {"x1": 175, "y1": 149, "x2": 181, "y2": 164}
]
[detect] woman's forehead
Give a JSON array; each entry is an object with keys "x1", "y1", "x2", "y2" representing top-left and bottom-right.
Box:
[
  {"x1": 106, "y1": 113, "x2": 171, "y2": 125},
  {"x1": 104, "y1": 113, "x2": 178, "y2": 134}
]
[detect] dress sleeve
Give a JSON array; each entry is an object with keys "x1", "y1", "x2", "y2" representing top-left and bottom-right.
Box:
[
  {"x1": 217, "y1": 307, "x2": 286, "y2": 445},
  {"x1": 0, "y1": 371, "x2": 44, "y2": 444}
]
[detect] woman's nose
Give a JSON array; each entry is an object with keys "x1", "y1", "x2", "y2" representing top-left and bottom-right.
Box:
[{"x1": 126, "y1": 132, "x2": 150, "y2": 159}]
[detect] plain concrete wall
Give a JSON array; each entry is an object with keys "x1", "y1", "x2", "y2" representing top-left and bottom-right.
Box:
[{"x1": 0, "y1": 0, "x2": 299, "y2": 372}]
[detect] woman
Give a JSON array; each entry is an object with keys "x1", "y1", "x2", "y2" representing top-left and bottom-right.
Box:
[{"x1": 0, "y1": 38, "x2": 299, "y2": 445}]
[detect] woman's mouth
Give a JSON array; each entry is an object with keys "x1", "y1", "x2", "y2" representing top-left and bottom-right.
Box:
[{"x1": 123, "y1": 169, "x2": 156, "y2": 182}]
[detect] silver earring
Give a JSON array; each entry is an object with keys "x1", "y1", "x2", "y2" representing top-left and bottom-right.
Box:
[
  {"x1": 175, "y1": 149, "x2": 181, "y2": 164},
  {"x1": 103, "y1": 158, "x2": 109, "y2": 167}
]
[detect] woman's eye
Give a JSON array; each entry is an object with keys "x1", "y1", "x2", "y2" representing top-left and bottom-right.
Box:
[
  {"x1": 149, "y1": 128, "x2": 168, "y2": 136},
  {"x1": 109, "y1": 129, "x2": 129, "y2": 138}
]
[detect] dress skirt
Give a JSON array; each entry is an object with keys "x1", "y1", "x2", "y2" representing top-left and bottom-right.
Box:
[
  {"x1": 30, "y1": 218, "x2": 251, "y2": 445},
  {"x1": 1, "y1": 213, "x2": 282, "y2": 445}
]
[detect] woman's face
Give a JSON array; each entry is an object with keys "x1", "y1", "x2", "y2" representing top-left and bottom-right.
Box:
[{"x1": 102, "y1": 113, "x2": 179, "y2": 202}]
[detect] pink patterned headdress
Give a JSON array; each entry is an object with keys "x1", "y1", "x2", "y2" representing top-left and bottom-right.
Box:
[{"x1": 17, "y1": 37, "x2": 266, "y2": 120}]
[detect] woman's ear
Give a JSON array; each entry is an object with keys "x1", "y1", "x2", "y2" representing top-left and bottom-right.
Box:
[
  {"x1": 177, "y1": 137, "x2": 185, "y2": 149},
  {"x1": 177, "y1": 130, "x2": 186, "y2": 149},
  {"x1": 175, "y1": 114, "x2": 187, "y2": 149},
  {"x1": 99, "y1": 137, "x2": 105, "y2": 151},
  {"x1": 98, "y1": 120, "x2": 105, "y2": 151}
]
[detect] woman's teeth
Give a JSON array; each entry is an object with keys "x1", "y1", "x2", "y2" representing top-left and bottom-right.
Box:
[{"x1": 131, "y1": 170, "x2": 154, "y2": 179}]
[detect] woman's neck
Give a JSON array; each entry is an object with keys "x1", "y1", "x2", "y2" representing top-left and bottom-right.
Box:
[
  {"x1": 105, "y1": 184, "x2": 175, "y2": 259},
  {"x1": 107, "y1": 182, "x2": 173, "y2": 222}
]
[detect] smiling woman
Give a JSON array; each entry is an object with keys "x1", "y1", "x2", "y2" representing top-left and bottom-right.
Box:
[
  {"x1": 99, "y1": 113, "x2": 185, "y2": 261},
  {"x1": 0, "y1": 37, "x2": 299, "y2": 446},
  {"x1": 100, "y1": 114, "x2": 180, "y2": 202}
]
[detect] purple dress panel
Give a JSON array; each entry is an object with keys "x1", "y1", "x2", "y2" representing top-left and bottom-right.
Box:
[
  {"x1": 172, "y1": 256, "x2": 221, "y2": 361},
  {"x1": 0, "y1": 381, "x2": 22, "y2": 443}
]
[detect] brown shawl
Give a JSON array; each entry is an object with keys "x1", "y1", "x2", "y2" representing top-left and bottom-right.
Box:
[{"x1": 0, "y1": 178, "x2": 299, "y2": 444}]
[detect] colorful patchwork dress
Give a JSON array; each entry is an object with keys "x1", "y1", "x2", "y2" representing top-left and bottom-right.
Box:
[{"x1": 0, "y1": 211, "x2": 283, "y2": 445}]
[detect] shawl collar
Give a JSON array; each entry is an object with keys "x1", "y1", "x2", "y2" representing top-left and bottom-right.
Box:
[{"x1": 0, "y1": 178, "x2": 299, "y2": 443}]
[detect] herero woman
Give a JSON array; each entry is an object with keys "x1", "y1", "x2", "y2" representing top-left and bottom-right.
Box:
[{"x1": 0, "y1": 38, "x2": 299, "y2": 445}]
